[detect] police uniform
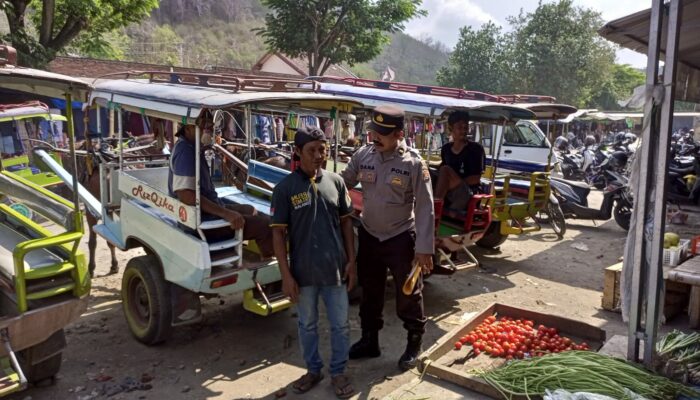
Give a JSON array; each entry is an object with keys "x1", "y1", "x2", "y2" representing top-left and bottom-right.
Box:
[{"x1": 341, "y1": 105, "x2": 434, "y2": 371}]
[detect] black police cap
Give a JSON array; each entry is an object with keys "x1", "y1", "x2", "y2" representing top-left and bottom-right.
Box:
[{"x1": 367, "y1": 105, "x2": 404, "y2": 135}]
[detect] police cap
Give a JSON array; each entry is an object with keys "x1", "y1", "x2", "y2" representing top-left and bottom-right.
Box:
[{"x1": 367, "y1": 105, "x2": 404, "y2": 136}]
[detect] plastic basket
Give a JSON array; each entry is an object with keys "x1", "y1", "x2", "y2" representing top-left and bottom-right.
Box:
[{"x1": 663, "y1": 239, "x2": 690, "y2": 266}]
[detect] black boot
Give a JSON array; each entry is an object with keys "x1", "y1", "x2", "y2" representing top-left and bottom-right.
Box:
[
  {"x1": 349, "y1": 330, "x2": 380, "y2": 359},
  {"x1": 398, "y1": 332, "x2": 422, "y2": 371}
]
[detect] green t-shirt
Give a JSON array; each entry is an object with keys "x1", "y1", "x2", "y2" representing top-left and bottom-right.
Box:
[{"x1": 270, "y1": 169, "x2": 353, "y2": 287}]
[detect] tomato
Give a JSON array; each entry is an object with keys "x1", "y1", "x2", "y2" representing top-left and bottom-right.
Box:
[
  {"x1": 562, "y1": 337, "x2": 572, "y2": 345},
  {"x1": 524, "y1": 320, "x2": 534, "y2": 327},
  {"x1": 515, "y1": 351, "x2": 524, "y2": 359},
  {"x1": 474, "y1": 348, "x2": 481, "y2": 356},
  {"x1": 484, "y1": 346, "x2": 493, "y2": 354},
  {"x1": 506, "y1": 355, "x2": 513, "y2": 360},
  {"x1": 519, "y1": 345, "x2": 528, "y2": 352},
  {"x1": 548, "y1": 327, "x2": 558, "y2": 336},
  {"x1": 538, "y1": 324, "x2": 546, "y2": 331},
  {"x1": 507, "y1": 349, "x2": 515, "y2": 356},
  {"x1": 454, "y1": 342, "x2": 463, "y2": 350},
  {"x1": 487, "y1": 316, "x2": 496, "y2": 323}
]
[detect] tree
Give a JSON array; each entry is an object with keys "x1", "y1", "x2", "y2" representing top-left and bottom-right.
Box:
[
  {"x1": 591, "y1": 64, "x2": 645, "y2": 110},
  {"x1": 255, "y1": 0, "x2": 425, "y2": 76},
  {"x1": 2, "y1": 0, "x2": 158, "y2": 67},
  {"x1": 436, "y1": 22, "x2": 511, "y2": 94},
  {"x1": 507, "y1": 0, "x2": 616, "y2": 107}
]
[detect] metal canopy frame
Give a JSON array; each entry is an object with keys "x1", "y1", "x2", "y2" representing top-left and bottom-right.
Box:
[{"x1": 627, "y1": 0, "x2": 683, "y2": 367}]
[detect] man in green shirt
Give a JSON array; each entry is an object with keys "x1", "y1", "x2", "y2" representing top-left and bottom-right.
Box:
[{"x1": 271, "y1": 127, "x2": 356, "y2": 399}]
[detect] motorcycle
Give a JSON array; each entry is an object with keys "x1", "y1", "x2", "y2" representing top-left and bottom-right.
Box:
[{"x1": 549, "y1": 160, "x2": 633, "y2": 231}]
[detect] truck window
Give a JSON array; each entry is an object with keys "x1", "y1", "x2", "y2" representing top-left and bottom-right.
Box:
[{"x1": 503, "y1": 123, "x2": 546, "y2": 147}]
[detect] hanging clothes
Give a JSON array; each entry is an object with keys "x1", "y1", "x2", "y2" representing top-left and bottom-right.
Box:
[
  {"x1": 275, "y1": 117, "x2": 285, "y2": 142},
  {"x1": 287, "y1": 112, "x2": 298, "y2": 141}
]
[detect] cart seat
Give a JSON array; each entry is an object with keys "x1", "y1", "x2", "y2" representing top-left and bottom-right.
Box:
[{"x1": 0, "y1": 224, "x2": 62, "y2": 279}]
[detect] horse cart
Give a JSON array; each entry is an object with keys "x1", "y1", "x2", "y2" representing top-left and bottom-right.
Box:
[
  {"x1": 76, "y1": 71, "x2": 364, "y2": 344},
  {"x1": 0, "y1": 46, "x2": 90, "y2": 396}
]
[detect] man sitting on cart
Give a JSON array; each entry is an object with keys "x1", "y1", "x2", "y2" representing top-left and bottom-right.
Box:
[
  {"x1": 168, "y1": 112, "x2": 275, "y2": 259},
  {"x1": 434, "y1": 111, "x2": 485, "y2": 212}
]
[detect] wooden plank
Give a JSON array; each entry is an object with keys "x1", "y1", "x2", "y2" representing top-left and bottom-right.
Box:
[
  {"x1": 422, "y1": 303, "x2": 496, "y2": 362},
  {"x1": 422, "y1": 362, "x2": 511, "y2": 400},
  {"x1": 602, "y1": 262, "x2": 622, "y2": 310},
  {"x1": 690, "y1": 286, "x2": 700, "y2": 329}
]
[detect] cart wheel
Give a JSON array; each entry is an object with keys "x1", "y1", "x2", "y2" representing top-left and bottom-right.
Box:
[
  {"x1": 547, "y1": 202, "x2": 566, "y2": 239},
  {"x1": 122, "y1": 255, "x2": 172, "y2": 345},
  {"x1": 476, "y1": 221, "x2": 508, "y2": 248},
  {"x1": 18, "y1": 329, "x2": 65, "y2": 385}
]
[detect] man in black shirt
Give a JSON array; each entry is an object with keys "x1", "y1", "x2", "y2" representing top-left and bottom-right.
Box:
[
  {"x1": 271, "y1": 127, "x2": 356, "y2": 398},
  {"x1": 434, "y1": 112, "x2": 485, "y2": 211}
]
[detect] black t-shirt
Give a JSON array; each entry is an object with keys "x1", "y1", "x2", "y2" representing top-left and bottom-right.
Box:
[
  {"x1": 440, "y1": 141, "x2": 485, "y2": 181},
  {"x1": 270, "y1": 169, "x2": 354, "y2": 287}
]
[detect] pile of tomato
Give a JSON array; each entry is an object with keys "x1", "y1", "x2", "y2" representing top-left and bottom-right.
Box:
[{"x1": 454, "y1": 315, "x2": 590, "y2": 359}]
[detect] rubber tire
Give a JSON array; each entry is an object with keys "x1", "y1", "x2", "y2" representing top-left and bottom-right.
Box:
[
  {"x1": 122, "y1": 255, "x2": 172, "y2": 345},
  {"x1": 17, "y1": 330, "x2": 65, "y2": 384},
  {"x1": 476, "y1": 221, "x2": 508, "y2": 249},
  {"x1": 613, "y1": 200, "x2": 632, "y2": 232},
  {"x1": 547, "y1": 202, "x2": 567, "y2": 239}
]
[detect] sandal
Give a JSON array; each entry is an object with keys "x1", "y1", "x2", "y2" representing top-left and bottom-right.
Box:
[
  {"x1": 331, "y1": 374, "x2": 355, "y2": 399},
  {"x1": 291, "y1": 372, "x2": 324, "y2": 394}
]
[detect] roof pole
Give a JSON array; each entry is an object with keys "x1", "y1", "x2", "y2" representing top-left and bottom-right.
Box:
[{"x1": 627, "y1": 0, "x2": 682, "y2": 368}]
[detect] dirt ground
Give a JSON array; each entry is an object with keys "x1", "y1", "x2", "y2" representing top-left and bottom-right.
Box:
[{"x1": 10, "y1": 193, "x2": 638, "y2": 400}]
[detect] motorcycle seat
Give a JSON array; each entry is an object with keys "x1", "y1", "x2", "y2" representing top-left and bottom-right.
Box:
[
  {"x1": 669, "y1": 165, "x2": 694, "y2": 175},
  {"x1": 551, "y1": 177, "x2": 590, "y2": 191}
]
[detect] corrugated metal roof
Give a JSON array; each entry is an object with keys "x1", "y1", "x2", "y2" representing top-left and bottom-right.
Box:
[
  {"x1": 317, "y1": 82, "x2": 537, "y2": 121},
  {"x1": 599, "y1": 0, "x2": 700, "y2": 72},
  {"x1": 599, "y1": 0, "x2": 700, "y2": 102},
  {"x1": 0, "y1": 65, "x2": 92, "y2": 99},
  {"x1": 90, "y1": 79, "x2": 365, "y2": 119}
]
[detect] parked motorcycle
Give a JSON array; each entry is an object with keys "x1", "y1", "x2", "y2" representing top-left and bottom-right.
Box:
[{"x1": 549, "y1": 160, "x2": 633, "y2": 231}]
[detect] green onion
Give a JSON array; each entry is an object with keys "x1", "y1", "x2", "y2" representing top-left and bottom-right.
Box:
[{"x1": 480, "y1": 351, "x2": 696, "y2": 399}]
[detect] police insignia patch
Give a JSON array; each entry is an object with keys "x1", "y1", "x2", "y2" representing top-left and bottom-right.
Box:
[{"x1": 391, "y1": 177, "x2": 403, "y2": 186}]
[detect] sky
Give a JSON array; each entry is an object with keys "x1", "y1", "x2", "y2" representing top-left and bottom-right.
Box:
[{"x1": 404, "y1": 0, "x2": 649, "y2": 68}]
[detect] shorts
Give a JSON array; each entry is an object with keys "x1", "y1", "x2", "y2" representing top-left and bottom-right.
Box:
[{"x1": 445, "y1": 181, "x2": 473, "y2": 211}]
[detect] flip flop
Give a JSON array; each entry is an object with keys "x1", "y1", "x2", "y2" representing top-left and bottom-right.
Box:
[
  {"x1": 331, "y1": 374, "x2": 355, "y2": 399},
  {"x1": 291, "y1": 372, "x2": 324, "y2": 394}
]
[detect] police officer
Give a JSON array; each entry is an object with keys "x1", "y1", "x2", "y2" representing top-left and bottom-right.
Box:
[{"x1": 341, "y1": 105, "x2": 435, "y2": 371}]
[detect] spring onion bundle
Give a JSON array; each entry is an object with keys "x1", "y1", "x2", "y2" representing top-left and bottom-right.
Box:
[
  {"x1": 480, "y1": 350, "x2": 696, "y2": 399},
  {"x1": 656, "y1": 330, "x2": 700, "y2": 385}
]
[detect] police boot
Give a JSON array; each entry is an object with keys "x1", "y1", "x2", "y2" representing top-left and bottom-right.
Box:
[
  {"x1": 349, "y1": 330, "x2": 380, "y2": 359},
  {"x1": 398, "y1": 332, "x2": 422, "y2": 371}
]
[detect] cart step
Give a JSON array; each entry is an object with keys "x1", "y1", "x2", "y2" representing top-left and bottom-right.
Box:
[
  {"x1": 243, "y1": 289, "x2": 291, "y2": 316},
  {"x1": 210, "y1": 255, "x2": 241, "y2": 267},
  {"x1": 199, "y1": 219, "x2": 230, "y2": 230},
  {"x1": 208, "y1": 237, "x2": 243, "y2": 252},
  {"x1": 24, "y1": 261, "x2": 75, "y2": 280},
  {"x1": 0, "y1": 329, "x2": 26, "y2": 395},
  {"x1": 26, "y1": 282, "x2": 75, "y2": 301}
]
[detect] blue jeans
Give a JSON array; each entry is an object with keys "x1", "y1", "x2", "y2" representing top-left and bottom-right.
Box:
[{"x1": 296, "y1": 285, "x2": 350, "y2": 376}]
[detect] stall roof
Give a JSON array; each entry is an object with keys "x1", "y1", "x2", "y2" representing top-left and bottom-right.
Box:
[
  {"x1": 316, "y1": 82, "x2": 536, "y2": 121},
  {"x1": 509, "y1": 103, "x2": 578, "y2": 120},
  {"x1": 599, "y1": 0, "x2": 700, "y2": 103},
  {"x1": 0, "y1": 65, "x2": 92, "y2": 100},
  {"x1": 90, "y1": 78, "x2": 365, "y2": 120},
  {"x1": 0, "y1": 105, "x2": 67, "y2": 122}
]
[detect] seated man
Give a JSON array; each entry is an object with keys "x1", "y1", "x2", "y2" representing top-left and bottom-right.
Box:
[
  {"x1": 434, "y1": 112, "x2": 485, "y2": 212},
  {"x1": 168, "y1": 114, "x2": 274, "y2": 259}
]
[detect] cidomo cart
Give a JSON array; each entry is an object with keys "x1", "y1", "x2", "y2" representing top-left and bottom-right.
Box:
[
  {"x1": 312, "y1": 77, "x2": 574, "y2": 269},
  {"x1": 0, "y1": 46, "x2": 90, "y2": 396},
  {"x1": 72, "y1": 71, "x2": 365, "y2": 345}
]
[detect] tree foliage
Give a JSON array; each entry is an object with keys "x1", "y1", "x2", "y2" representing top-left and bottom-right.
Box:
[
  {"x1": 2, "y1": 0, "x2": 158, "y2": 67},
  {"x1": 437, "y1": 0, "x2": 637, "y2": 109},
  {"x1": 255, "y1": 0, "x2": 425, "y2": 76},
  {"x1": 436, "y1": 22, "x2": 511, "y2": 93}
]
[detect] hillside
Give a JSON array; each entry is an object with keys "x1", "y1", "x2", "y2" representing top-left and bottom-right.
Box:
[{"x1": 108, "y1": 0, "x2": 449, "y2": 85}]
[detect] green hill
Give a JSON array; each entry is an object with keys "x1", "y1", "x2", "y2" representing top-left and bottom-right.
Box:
[{"x1": 98, "y1": 0, "x2": 449, "y2": 85}]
